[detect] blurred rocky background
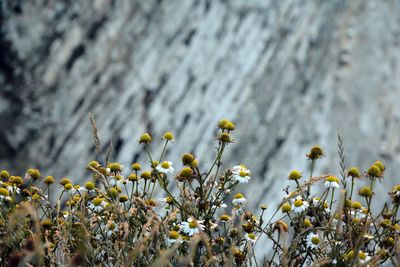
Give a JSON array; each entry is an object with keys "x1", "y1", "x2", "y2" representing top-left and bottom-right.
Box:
[{"x1": 1, "y1": 0, "x2": 400, "y2": 217}]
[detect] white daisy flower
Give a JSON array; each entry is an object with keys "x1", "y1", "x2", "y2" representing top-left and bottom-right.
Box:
[
  {"x1": 156, "y1": 161, "x2": 174, "y2": 174},
  {"x1": 292, "y1": 198, "x2": 309, "y2": 213},
  {"x1": 167, "y1": 230, "x2": 182, "y2": 245},
  {"x1": 359, "y1": 251, "x2": 371, "y2": 264},
  {"x1": 89, "y1": 197, "x2": 107, "y2": 213},
  {"x1": 231, "y1": 165, "x2": 251, "y2": 183},
  {"x1": 0, "y1": 187, "x2": 11, "y2": 202},
  {"x1": 306, "y1": 232, "x2": 321, "y2": 249},
  {"x1": 245, "y1": 233, "x2": 258, "y2": 243},
  {"x1": 232, "y1": 193, "x2": 247, "y2": 205},
  {"x1": 180, "y1": 218, "x2": 205, "y2": 236},
  {"x1": 109, "y1": 178, "x2": 125, "y2": 188},
  {"x1": 101, "y1": 221, "x2": 119, "y2": 237},
  {"x1": 324, "y1": 176, "x2": 340, "y2": 189}
]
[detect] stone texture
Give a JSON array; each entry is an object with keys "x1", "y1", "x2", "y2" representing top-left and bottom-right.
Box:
[{"x1": 1, "y1": 0, "x2": 400, "y2": 231}]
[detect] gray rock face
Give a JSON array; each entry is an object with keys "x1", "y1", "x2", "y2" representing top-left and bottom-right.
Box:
[{"x1": 1, "y1": 0, "x2": 400, "y2": 215}]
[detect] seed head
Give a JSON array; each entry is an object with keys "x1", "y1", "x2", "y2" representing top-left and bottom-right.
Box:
[
  {"x1": 347, "y1": 167, "x2": 360, "y2": 178},
  {"x1": 181, "y1": 153, "x2": 195, "y2": 165},
  {"x1": 85, "y1": 181, "x2": 95, "y2": 190},
  {"x1": 367, "y1": 165, "x2": 381, "y2": 178},
  {"x1": 358, "y1": 186, "x2": 373, "y2": 197},
  {"x1": 288, "y1": 170, "x2": 302, "y2": 180},
  {"x1": 162, "y1": 131, "x2": 174, "y2": 141},
  {"x1": 44, "y1": 176, "x2": 55, "y2": 185},
  {"x1": 131, "y1": 163, "x2": 142, "y2": 171},
  {"x1": 306, "y1": 146, "x2": 324, "y2": 160},
  {"x1": 60, "y1": 178, "x2": 71, "y2": 186},
  {"x1": 139, "y1": 133, "x2": 152, "y2": 144}
]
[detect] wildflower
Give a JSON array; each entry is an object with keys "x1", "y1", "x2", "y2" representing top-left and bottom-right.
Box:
[
  {"x1": 44, "y1": 176, "x2": 55, "y2": 185},
  {"x1": 0, "y1": 188, "x2": 11, "y2": 201},
  {"x1": 85, "y1": 181, "x2": 95, "y2": 191},
  {"x1": 292, "y1": 197, "x2": 309, "y2": 213},
  {"x1": 219, "y1": 215, "x2": 230, "y2": 222},
  {"x1": 41, "y1": 219, "x2": 52, "y2": 229},
  {"x1": 281, "y1": 202, "x2": 292, "y2": 213},
  {"x1": 231, "y1": 165, "x2": 251, "y2": 183},
  {"x1": 218, "y1": 132, "x2": 233, "y2": 143},
  {"x1": 139, "y1": 133, "x2": 152, "y2": 144},
  {"x1": 303, "y1": 218, "x2": 312, "y2": 228},
  {"x1": 168, "y1": 230, "x2": 181, "y2": 244},
  {"x1": 358, "y1": 186, "x2": 373, "y2": 197},
  {"x1": 177, "y1": 167, "x2": 193, "y2": 180},
  {"x1": 128, "y1": 173, "x2": 138, "y2": 182},
  {"x1": 367, "y1": 165, "x2": 381, "y2": 178},
  {"x1": 359, "y1": 251, "x2": 371, "y2": 264},
  {"x1": 288, "y1": 170, "x2": 302, "y2": 180},
  {"x1": 87, "y1": 160, "x2": 100, "y2": 169},
  {"x1": 156, "y1": 161, "x2": 174, "y2": 174},
  {"x1": 306, "y1": 233, "x2": 321, "y2": 249},
  {"x1": 347, "y1": 167, "x2": 360, "y2": 178},
  {"x1": 107, "y1": 162, "x2": 123, "y2": 173},
  {"x1": 27, "y1": 169, "x2": 41, "y2": 180},
  {"x1": 64, "y1": 183, "x2": 73, "y2": 191},
  {"x1": 162, "y1": 131, "x2": 175, "y2": 142},
  {"x1": 181, "y1": 153, "x2": 195, "y2": 165},
  {"x1": 232, "y1": 193, "x2": 247, "y2": 205},
  {"x1": 218, "y1": 119, "x2": 230, "y2": 129},
  {"x1": 108, "y1": 188, "x2": 119, "y2": 198},
  {"x1": 306, "y1": 146, "x2": 324, "y2": 160},
  {"x1": 140, "y1": 171, "x2": 152, "y2": 180},
  {"x1": 131, "y1": 163, "x2": 142, "y2": 171},
  {"x1": 59, "y1": 178, "x2": 71, "y2": 186},
  {"x1": 89, "y1": 197, "x2": 106, "y2": 212},
  {"x1": 180, "y1": 218, "x2": 205, "y2": 236},
  {"x1": 159, "y1": 196, "x2": 174, "y2": 206},
  {"x1": 245, "y1": 233, "x2": 257, "y2": 243},
  {"x1": 0, "y1": 170, "x2": 10, "y2": 180},
  {"x1": 119, "y1": 195, "x2": 128, "y2": 202},
  {"x1": 324, "y1": 176, "x2": 340, "y2": 189},
  {"x1": 104, "y1": 222, "x2": 119, "y2": 236},
  {"x1": 392, "y1": 185, "x2": 400, "y2": 197},
  {"x1": 9, "y1": 176, "x2": 23, "y2": 186},
  {"x1": 351, "y1": 201, "x2": 362, "y2": 210},
  {"x1": 373, "y1": 160, "x2": 385, "y2": 172}
]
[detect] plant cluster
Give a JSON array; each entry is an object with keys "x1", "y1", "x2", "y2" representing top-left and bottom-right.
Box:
[{"x1": 0, "y1": 119, "x2": 399, "y2": 266}]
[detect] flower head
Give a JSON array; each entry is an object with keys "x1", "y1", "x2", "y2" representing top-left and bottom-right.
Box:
[
  {"x1": 231, "y1": 165, "x2": 251, "y2": 183},
  {"x1": 324, "y1": 176, "x2": 340, "y2": 189},
  {"x1": 162, "y1": 131, "x2": 175, "y2": 142},
  {"x1": 306, "y1": 146, "x2": 324, "y2": 160},
  {"x1": 288, "y1": 170, "x2": 302, "y2": 180},
  {"x1": 232, "y1": 193, "x2": 247, "y2": 205},
  {"x1": 180, "y1": 218, "x2": 205, "y2": 236},
  {"x1": 292, "y1": 197, "x2": 309, "y2": 213},
  {"x1": 306, "y1": 233, "x2": 321, "y2": 249},
  {"x1": 245, "y1": 233, "x2": 257, "y2": 243},
  {"x1": 156, "y1": 161, "x2": 174, "y2": 174},
  {"x1": 347, "y1": 167, "x2": 360, "y2": 178}
]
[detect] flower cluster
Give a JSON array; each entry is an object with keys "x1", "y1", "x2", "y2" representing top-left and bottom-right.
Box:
[{"x1": 0, "y1": 120, "x2": 399, "y2": 266}]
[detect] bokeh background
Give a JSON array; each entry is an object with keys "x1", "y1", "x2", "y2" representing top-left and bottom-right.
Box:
[{"x1": 1, "y1": 0, "x2": 400, "y2": 218}]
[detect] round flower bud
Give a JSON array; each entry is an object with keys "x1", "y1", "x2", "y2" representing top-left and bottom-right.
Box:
[
  {"x1": 367, "y1": 165, "x2": 381, "y2": 178},
  {"x1": 85, "y1": 181, "x2": 95, "y2": 190},
  {"x1": 219, "y1": 215, "x2": 230, "y2": 222},
  {"x1": 179, "y1": 167, "x2": 193, "y2": 178},
  {"x1": 303, "y1": 219, "x2": 312, "y2": 228},
  {"x1": 140, "y1": 171, "x2": 152, "y2": 180},
  {"x1": 347, "y1": 167, "x2": 360, "y2": 178},
  {"x1": 306, "y1": 146, "x2": 324, "y2": 160},
  {"x1": 181, "y1": 153, "x2": 195, "y2": 165},
  {"x1": 88, "y1": 160, "x2": 100, "y2": 169},
  {"x1": 41, "y1": 219, "x2": 52, "y2": 229},
  {"x1": 108, "y1": 188, "x2": 118, "y2": 198},
  {"x1": 162, "y1": 131, "x2": 174, "y2": 141},
  {"x1": 44, "y1": 176, "x2": 55, "y2": 185},
  {"x1": 64, "y1": 183, "x2": 73, "y2": 191},
  {"x1": 119, "y1": 195, "x2": 129, "y2": 202},
  {"x1": 373, "y1": 161, "x2": 385, "y2": 172},
  {"x1": 223, "y1": 121, "x2": 236, "y2": 131},
  {"x1": 27, "y1": 169, "x2": 41, "y2": 180},
  {"x1": 218, "y1": 119, "x2": 229, "y2": 129},
  {"x1": 9, "y1": 176, "x2": 23, "y2": 186},
  {"x1": 107, "y1": 162, "x2": 123, "y2": 172},
  {"x1": 169, "y1": 230, "x2": 179, "y2": 240},
  {"x1": 139, "y1": 133, "x2": 152, "y2": 144},
  {"x1": 0, "y1": 170, "x2": 10, "y2": 180},
  {"x1": 351, "y1": 201, "x2": 362, "y2": 210},
  {"x1": 358, "y1": 186, "x2": 373, "y2": 197},
  {"x1": 92, "y1": 197, "x2": 104, "y2": 206},
  {"x1": 0, "y1": 188, "x2": 10, "y2": 197},
  {"x1": 60, "y1": 178, "x2": 71, "y2": 186},
  {"x1": 131, "y1": 163, "x2": 142, "y2": 171},
  {"x1": 128, "y1": 173, "x2": 138, "y2": 181},
  {"x1": 281, "y1": 202, "x2": 292, "y2": 213},
  {"x1": 288, "y1": 170, "x2": 302, "y2": 180},
  {"x1": 218, "y1": 133, "x2": 232, "y2": 143}
]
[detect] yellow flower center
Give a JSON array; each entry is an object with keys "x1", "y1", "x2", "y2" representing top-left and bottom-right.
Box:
[
  {"x1": 247, "y1": 233, "x2": 256, "y2": 240},
  {"x1": 239, "y1": 170, "x2": 248, "y2": 177},
  {"x1": 0, "y1": 188, "x2": 9, "y2": 196},
  {"x1": 294, "y1": 199, "x2": 303, "y2": 207},
  {"x1": 189, "y1": 221, "x2": 198, "y2": 229},
  {"x1": 161, "y1": 162, "x2": 170, "y2": 169},
  {"x1": 311, "y1": 236, "x2": 320, "y2": 245},
  {"x1": 359, "y1": 252, "x2": 366, "y2": 260},
  {"x1": 169, "y1": 230, "x2": 179, "y2": 239},
  {"x1": 92, "y1": 197, "x2": 103, "y2": 206}
]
